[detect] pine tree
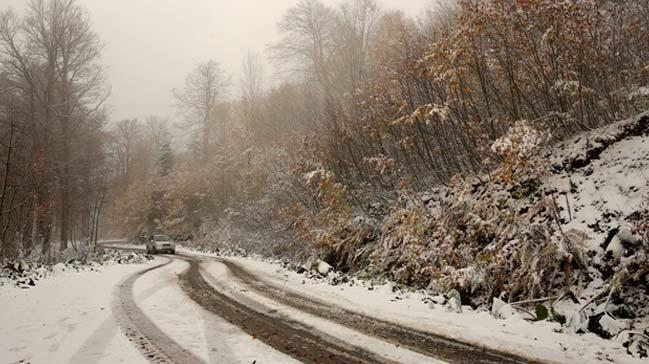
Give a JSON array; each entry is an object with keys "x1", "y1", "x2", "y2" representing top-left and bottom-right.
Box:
[{"x1": 158, "y1": 141, "x2": 173, "y2": 177}]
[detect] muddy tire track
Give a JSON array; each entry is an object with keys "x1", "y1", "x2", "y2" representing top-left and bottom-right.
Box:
[
  {"x1": 179, "y1": 258, "x2": 394, "y2": 364},
  {"x1": 217, "y1": 259, "x2": 545, "y2": 364},
  {"x1": 104, "y1": 245, "x2": 544, "y2": 363},
  {"x1": 112, "y1": 259, "x2": 205, "y2": 364}
]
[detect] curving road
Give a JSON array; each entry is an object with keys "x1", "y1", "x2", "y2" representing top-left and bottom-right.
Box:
[
  {"x1": 107, "y1": 246, "x2": 546, "y2": 364},
  {"x1": 112, "y1": 258, "x2": 205, "y2": 364},
  {"x1": 216, "y1": 258, "x2": 541, "y2": 364}
]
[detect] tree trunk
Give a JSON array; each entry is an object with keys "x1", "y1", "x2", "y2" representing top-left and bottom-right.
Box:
[{"x1": 58, "y1": 122, "x2": 72, "y2": 252}]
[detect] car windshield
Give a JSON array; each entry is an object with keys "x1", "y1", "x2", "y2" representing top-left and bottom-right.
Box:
[{"x1": 154, "y1": 235, "x2": 171, "y2": 242}]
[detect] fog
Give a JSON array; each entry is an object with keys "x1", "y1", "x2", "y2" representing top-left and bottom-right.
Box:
[
  {"x1": 0, "y1": 0, "x2": 429, "y2": 122},
  {"x1": 1, "y1": 3, "x2": 647, "y2": 356}
]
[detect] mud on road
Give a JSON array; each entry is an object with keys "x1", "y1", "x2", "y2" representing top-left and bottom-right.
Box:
[
  {"x1": 107, "y1": 245, "x2": 546, "y2": 364},
  {"x1": 112, "y1": 258, "x2": 205, "y2": 364},
  {"x1": 179, "y1": 257, "x2": 394, "y2": 364},
  {"x1": 113, "y1": 252, "x2": 393, "y2": 364},
  {"x1": 217, "y1": 259, "x2": 543, "y2": 364}
]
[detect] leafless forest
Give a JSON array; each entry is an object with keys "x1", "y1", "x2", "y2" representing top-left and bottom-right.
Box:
[{"x1": 0, "y1": 0, "x2": 648, "y2": 292}]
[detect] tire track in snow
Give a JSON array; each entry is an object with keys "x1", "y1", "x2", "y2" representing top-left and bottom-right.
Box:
[
  {"x1": 104, "y1": 245, "x2": 542, "y2": 363},
  {"x1": 69, "y1": 272, "x2": 178, "y2": 364},
  {"x1": 112, "y1": 258, "x2": 205, "y2": 364},
  {"x1": 217, "y1": 258, "x2": 546, "y2": 364},
  {"x1": 179, "y1": 257, "x2": 394, "y2": 364}
]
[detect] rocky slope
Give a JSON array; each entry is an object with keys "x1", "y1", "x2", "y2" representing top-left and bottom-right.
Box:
[{"x1": 326, "y1": 112, "x2": 649, "y2": 358}]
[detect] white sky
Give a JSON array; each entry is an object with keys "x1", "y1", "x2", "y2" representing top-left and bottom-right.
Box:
[{"x1": 0, "y1": 0, "x2": 431, "y2": 122}]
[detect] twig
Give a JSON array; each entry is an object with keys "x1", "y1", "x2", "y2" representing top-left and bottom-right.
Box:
[
  {"x1": 511, "y1": 304, "x2": 536, "y2": 319},
  {"x1": 510, "y1": 296, "x2": 558, "y2": 306},
  {"x1": 579, "y1": 287, "x2": 608, "y2": 313},
  {"x1": 621, "y1": 330, "x2": 649, "y2": 339},
  {"x1": 553, "y1": 291, "x2": 571, "y2": 306},
  {"x1": 602, "y1": 281, "x2": 618, "y2": 319}
]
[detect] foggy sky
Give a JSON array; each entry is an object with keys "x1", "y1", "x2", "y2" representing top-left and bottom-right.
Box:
[{"x1": 0, "y1": 0, "x2": 430, "y2": 123}]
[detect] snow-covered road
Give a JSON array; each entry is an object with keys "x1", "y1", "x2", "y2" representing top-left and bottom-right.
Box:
[{"x1": 1, "y1": 246, "x2": 642, "y2": 363}]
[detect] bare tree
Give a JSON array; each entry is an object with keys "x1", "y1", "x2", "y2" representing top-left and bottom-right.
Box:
[
  {"x1": 335, "y1": 0, "x2": 381, "y2": 91},
  {"x1": 145, "y1": 116, "x2": 171, "y2": 149},
  {"x1": 0, "y1": 104, "x2": 24, "y2": 257},
  {"x1": 241, "y1": 50, "x2": 265, "y2": 103},
  {"x1": 0, "y1": 0, "x2": 108, "y2": 254},
  {"x1": 240, "y1": 50, "x2": 265, "y2": 145},
  {"x1": 271, "y1": 0, "x2": 338, "y2": 95},
  {"x1": 112, "y1": 119, "x2": 140, "y2": 185},
  {"x1": 173, "y1": 60, "x2": 230, "y2": 161}
]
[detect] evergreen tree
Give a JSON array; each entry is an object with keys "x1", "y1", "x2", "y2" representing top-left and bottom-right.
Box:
[{"x1": 158, "y1": 141, "x2": 173, "y2": 177}]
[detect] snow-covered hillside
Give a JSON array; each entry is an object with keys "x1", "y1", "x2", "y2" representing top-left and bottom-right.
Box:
[{"x1": 286, "y1": 112, "x2": 649, "y2": 359}]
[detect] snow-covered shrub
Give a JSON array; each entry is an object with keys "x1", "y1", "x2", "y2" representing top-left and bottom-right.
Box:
[
  {"x1": 271, "y1": 111, "x2": 649, "y2": 355},
  {"x1": 0, "y1": 249, "x2": 153, "y2": 288},
  {"x1": 284, "y1": 163, "x2": 380, "y2": 271},
  {"x1": 370, "y1": 167, "x2": 589, "y2": 305},
  {"x1": 612, "y1": 206, "x2": 649, "y2": 311},
  {"x1": 632, "y1": 204, "x2": 649, "y2": 245},
  {"x1": 490, "y1": 120, "x2": 548, "y2": 183}
]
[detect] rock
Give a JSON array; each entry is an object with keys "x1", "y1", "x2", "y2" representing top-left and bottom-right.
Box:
[
  {"x1": 491, "y1": 297, "x2": 519, "y2": 320},
  {"x1": 588, "y1": 312, "x2": 629, "y2": 339},
  {"x1": 329, "y1": 273, "x2": 348, "y2": 286},
  {"x1": 316, "y1": 260, "x2": 333, "y2": 277},
  {"x1": 430, "y1": 294, "x2": 447, "y2": 305},
  {"x1": 561, "y1": 309, "x2": 588, "y2": 333},
  {"x1": 601, "y1": 227, "x2": 620, "y2": 249},
  {"x1": 303, "y1": 260, "x2": 315, "y2": 272},
  {"x1": 598, "y1": 314, "x2": 627, "y2": 338},
  {"x1": 445, "y1": 289, "x2": 463, "y2": 313},
  {"x1": 617, "y1": 226, "x2": 643, "y2": 249},
  {"x1": 606, "y1": 238, "x2": 625, "y2": 259},
  {"x1": 625, "y1": 331, "x2": 649, "y2": 358}
]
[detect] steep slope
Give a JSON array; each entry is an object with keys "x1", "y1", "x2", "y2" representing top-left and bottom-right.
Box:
[{"x1": 333, "y1": 112, "x2": 649, "y2": 358}]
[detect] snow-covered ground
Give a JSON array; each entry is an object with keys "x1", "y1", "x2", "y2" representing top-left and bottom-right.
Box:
[
  {"x1": 1, "y1": 243, "x2": 645, "y2": 363},
  {"x1": 132, "y1": 258, "x2": 299, "y2": 364},
  {"x1": 0, "y1": 261, "x2": 154, "y2": 364},
  {"x1": 548, "y1": 112, "x2": 649, "y2": 252},
  {"x1": 200, "y1": 260, "x2": 444, "y2": 364},
  {"x1": 220, "y1": 255, "x2": 647, "y2": 364},
  {"x1": 0, "y1": 255, "x2": 302, "y2": 364}
]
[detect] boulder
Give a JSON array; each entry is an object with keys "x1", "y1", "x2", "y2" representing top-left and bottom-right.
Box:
[
  {"x1": 316, "y1": 260, "x2": 333, "y2": 276},
  {"x1": 492, "y1": 297, "x2": 519, "y2": 320},
  {"x1": 445, "y1": 289, "x2": 463, "y2": 313}
]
